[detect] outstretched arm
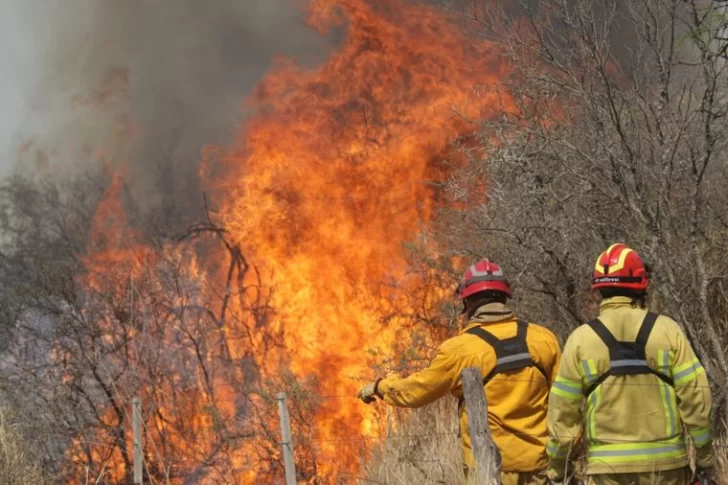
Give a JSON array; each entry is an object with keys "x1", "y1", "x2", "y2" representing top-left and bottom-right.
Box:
[{"x1": 375, "y1": 344, "x2": 458, "y2": 408}]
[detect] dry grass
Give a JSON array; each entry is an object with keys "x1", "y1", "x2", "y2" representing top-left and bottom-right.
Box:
[
  {"x1": 712, "y1": 434, "x2": 728, "y2": 485},
  {"x1": 0, "y1": 406, "x2": 45, "y2": 485},
  {"x1": 361, "y1": 398, "x2": 467, "y2": 484},
  {"x1": 361, "y1": 401, "x2": 728, "y2": 484}
]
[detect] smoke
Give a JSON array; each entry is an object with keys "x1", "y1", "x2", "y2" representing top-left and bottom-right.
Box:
[
  {"x1": 9, "y1": 0, "x2": 333, "y2": 224},
  {"x1": 0, "y1": 0, "x2": 70, "y2": 175}
]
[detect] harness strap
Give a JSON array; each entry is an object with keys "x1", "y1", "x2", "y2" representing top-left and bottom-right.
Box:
[
  {"x1": 466, "y1": 320, "x2": 548, "y2": 385},
  {"x1": 636, "y1": 312, "x2": 658, "y2": 347},
  {"x1": 584, "y1": 312, "x2": 673, "y2": 396}
]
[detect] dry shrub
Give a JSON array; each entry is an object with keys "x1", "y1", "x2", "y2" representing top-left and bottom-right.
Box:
[
  {"x1": 362, "y1": 399, "x2": 466, "y2": 484},
  {"x1": 0, "y1": 407, "x2": 45, "y2": 485},
  {"x1": 712, "y1": 433, "x2": 728, "y2": 485}
]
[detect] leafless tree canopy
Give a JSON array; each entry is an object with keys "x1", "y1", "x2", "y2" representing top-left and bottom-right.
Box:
[
  {"x1": 364, "y1": 1, "x2": 728, "y2": 482},
  {"x1": 428, "y1": 0, "x2": 728, "y2": 423},
  {"x1": 0, "y1": 168, "x2": 328, "y2": 484}
]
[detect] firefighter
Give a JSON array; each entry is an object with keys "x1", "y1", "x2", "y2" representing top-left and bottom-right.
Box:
[
  {"x1": 357, "y1": 258, "x2": 561, "y2": 485},
  {"x1": 546, "y1": 243, "x2": 715, "y2": 485}
]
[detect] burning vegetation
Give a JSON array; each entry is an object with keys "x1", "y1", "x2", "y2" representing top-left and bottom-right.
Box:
[
  {"x1": 202, "y1": 0, "x2": 514, "y2": 480},
  {"x1": 4, "y1": 0, "x2": 515, "y2": 483},
  {"x1": 2, "y1": 0, "x2": 728, "y2": 483}
]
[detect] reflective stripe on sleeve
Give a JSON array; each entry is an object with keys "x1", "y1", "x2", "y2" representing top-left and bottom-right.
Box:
[
  {"x1": 690, "y1": 427, "x2": 712, "y2": 448},
  {"x1": 547, "y1": 439, "x2": 568, "y2": 459},
  {"x1": 551, "y1": 376, "x2": 583, "y2": 400},
  {"x1": 672, "y1": 358, "x2": 705, "y2": 386}
]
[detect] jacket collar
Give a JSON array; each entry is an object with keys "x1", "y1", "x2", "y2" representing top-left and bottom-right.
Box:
[
  {"x1": 599, "y1": 296, "x2": 643, "y2": 313},
  {"x1": 462, "y1": 302, "x2": 515, "y2": 333}
]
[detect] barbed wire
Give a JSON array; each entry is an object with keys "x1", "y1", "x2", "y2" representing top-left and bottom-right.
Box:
[
  {"x1": 293, "y1": 429, "x2": 728, "y2": 448},
  {"x1": 307, "y1": 431, "x2": 460, "y2": 445},
  {"x1": 71, "y1": 428, "x2": 728, "y2": 451},
  {"x1": 274, "y1": 380, "x2": 728, "y2": 448},
  {"x1": 293, "y1": 376, "x2": 718, "y2": 402},
  {"x1": 72, "y1": 410, "x2": 728, "y2": 450}
]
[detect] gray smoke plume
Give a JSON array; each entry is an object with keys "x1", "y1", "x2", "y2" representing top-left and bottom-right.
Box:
[{"x1": 7, "y1": 0, "x2": 332, "y2": 225}]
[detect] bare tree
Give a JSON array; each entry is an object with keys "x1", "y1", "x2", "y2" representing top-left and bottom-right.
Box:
[
  {"x1": 0, "y1": 168, "x2": 325, "y2": 483},
  {"x1": 429, "y1": 0, "x2": 728, "y2": 426}
]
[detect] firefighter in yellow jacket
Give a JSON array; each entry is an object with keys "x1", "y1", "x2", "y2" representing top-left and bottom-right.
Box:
[
  {"x1": 547, "y1": 243, "x2": 715, "y2": 484},
  {"x1": 357, "y1": 258, "x2": 561, "y2": 485}
]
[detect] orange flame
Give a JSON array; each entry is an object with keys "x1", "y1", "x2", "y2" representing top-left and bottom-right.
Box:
[
  {"x1": 71, "y1": 0, "x2": 518, "y2": 482},
  {"x1": 205, "y1": 0, "x2": 515, "y2": 480},
  {"x1": 83, "y1": 167, "x2": 153, "y2": 293}
]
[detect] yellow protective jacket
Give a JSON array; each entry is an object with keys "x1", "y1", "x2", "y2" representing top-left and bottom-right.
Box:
[
  {"x1": 377, "y1": 303, "x2": 561, "y2": 472},
  {"x1": 547, "y1": 297, "x2": 714, "y2": 478}
]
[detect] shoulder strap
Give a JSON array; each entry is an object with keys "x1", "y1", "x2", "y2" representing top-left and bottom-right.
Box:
[
  {"x1": 635, "y1": 312, "x2": 658, "y2": 347},
  {"x1": 466, "y1": 326, "x2": 504, "y2": 384},
  {"x1": 587, "y1": 318, "x2": 618, "y2": 347},
  {"x1": 466, "y1": 326, "x2": 502, "y2": 349},
  {"x1": 583, "y1": 317, "x2": 629, "y2": 397},
  {"x1": 516, "y1": 319, "x2": 528, "y2": 340},
  {"x1": 635, "y1": 312, "x2": 672, "y2": 387}
]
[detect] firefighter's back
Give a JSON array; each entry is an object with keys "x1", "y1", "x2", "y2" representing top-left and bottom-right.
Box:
[
  {"x1": 571, "y1": 303, "x2": 690, "y2": 474},
  {"x1": 455, "y1": 318, "x2": 560, "y2": 473}
]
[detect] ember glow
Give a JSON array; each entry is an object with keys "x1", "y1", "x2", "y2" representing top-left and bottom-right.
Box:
[{"x1": 72, "y1": 0, "x2": 516, "y2": 482}]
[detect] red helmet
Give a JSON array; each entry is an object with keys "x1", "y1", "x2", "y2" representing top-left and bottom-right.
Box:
[
  {"x1": 592, "y1": 243, "x2": 649, "y2": 291},
  {"x1": 458, "y1": 258, "x2": 512, "y2": 299}
]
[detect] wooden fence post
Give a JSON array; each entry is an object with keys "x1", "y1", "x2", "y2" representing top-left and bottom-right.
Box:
[
  {"x1": 461, "y1": 368, "x2": 502, "y2": 485},
  {"x1": 276, "y1": 392, "x2": 297, "y2": 485},
  {"x1": 132, "y1": 397, "x2": 143, "y2": 485}
]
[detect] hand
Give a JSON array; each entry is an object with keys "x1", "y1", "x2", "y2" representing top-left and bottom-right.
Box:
[
  {"x1": 693, "y1": 468, "x2": 716, "y2": 485},
  {"x1": 357, "y1": 380, "x2": 381, "y2": 404}
]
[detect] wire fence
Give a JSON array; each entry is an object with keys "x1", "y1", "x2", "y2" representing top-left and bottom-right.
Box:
[
  {"x1": 68, "y1": 368, "x2": 726, "y2": 484},
  {"x1": 218, "y1": 380, "x2": 727, "y2": 445},
  {"x1": 267, "y1": 386, "x2": 728, "y2": 484}
]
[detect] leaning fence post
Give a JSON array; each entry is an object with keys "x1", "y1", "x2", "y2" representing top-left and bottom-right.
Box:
[
  {"x1": 461, "y1": 368, "x2": 502, "y2": 485},
  {"x1": 276, "y1": 392, "x2": 297, "y2": 485},
  {"x1": 132, "y1": 397, "x2": 143, "y2": 485}
]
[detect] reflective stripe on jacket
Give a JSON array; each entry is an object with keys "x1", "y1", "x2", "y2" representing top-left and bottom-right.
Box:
[
  {"x1": 547, "y1": 297, "x2": 713, "y2": 477},
  {"x1": 377, "y1": 303, "x2": 561, "y2": 472}
]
